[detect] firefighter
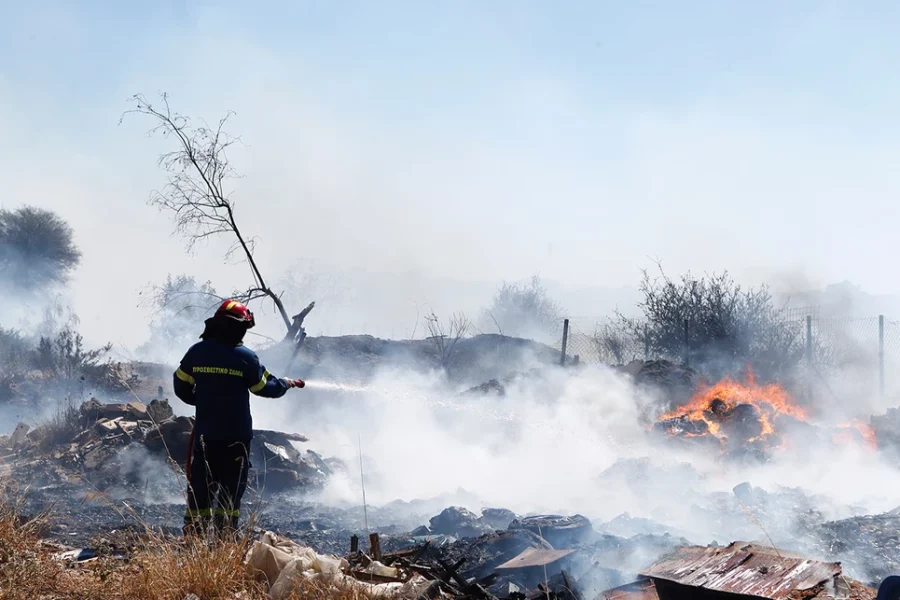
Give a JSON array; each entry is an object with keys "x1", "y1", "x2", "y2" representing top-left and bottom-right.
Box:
[{"x1": 172, "y1": 299, "x2": 305, "y2": 537}]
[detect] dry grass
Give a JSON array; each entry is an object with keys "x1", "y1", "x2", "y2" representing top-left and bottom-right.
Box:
[
  {"x1": 0, "y1": 488, "x2": 391, "y2": 600},
  {"x1": 120, "y1": 532, "x2": 267, "y2": 600},
  {"x1": 119, "y1": 531, "x2": 396, "y2": 600},
  {"x1": 0, "y1": 486, "x2": 118, "y2": 600},
  {"x1": 0, "y1": 493, "x2": 60, "y2": 600}
]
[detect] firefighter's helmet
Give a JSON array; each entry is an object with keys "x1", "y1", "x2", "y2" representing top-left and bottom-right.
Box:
[{"x1": 214, "y1": 300, "x2": 255, "y2": 328}]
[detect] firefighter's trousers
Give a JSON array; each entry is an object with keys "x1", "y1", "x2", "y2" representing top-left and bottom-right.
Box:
[{"x1": 184, "y1": 437, "x2": 250, "y2": 537}]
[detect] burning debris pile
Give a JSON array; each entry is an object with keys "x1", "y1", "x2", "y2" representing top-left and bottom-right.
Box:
[
  {"x1": 0, "y1": 397, "x2": 338, "y2": 498},
  {"x1": 654, "y1": 371, "x2": 808, "y2": 451},
  {"x1": 652, "y1": 370, "x2": 877, "y2": 460}
]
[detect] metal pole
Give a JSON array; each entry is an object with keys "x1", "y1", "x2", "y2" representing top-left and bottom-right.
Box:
[
  {"x1": 879, "y1": 315, "x2": 885, "y2": 397},
  {"x1": 560, "y1": 319, "x2": 569, "y2": 367},
  {"x1": 806, "y1": 315, "x2": 813, "y2": 401},
  {"x1": 806, "y1": 315, "x2": 813, "y2": 364},
  {"x1": 683, "y1": 318, "x2": 689, "y2": 366}
]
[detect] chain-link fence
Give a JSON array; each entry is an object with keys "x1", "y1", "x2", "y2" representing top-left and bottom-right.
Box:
[{"x1": 554, "y1": 311, "x2": 900, "y2": 401}]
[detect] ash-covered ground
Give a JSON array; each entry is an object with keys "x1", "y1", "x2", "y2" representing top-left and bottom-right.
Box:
[{"x1": 3, "y1": 339, "x2": 900, "y2": 591}]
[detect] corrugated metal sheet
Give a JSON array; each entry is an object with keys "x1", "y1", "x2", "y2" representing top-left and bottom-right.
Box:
[
  {"x1": 640, "y1": 543, "x2": 841, "y2": 599},
  {"x1": 495, "y1": 548, "x2": 575, "y2": 570},
  {"x1": 602, "y1": 579, "x2": 660, "y2": 600}
]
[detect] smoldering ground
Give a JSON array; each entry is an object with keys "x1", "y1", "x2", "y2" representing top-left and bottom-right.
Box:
[
  {"x1": 246, "y1": 349, "x2": 898, "y2": 557},
  {"x1": 3, "y1": 317, "x2": 897, "y2": 581}
]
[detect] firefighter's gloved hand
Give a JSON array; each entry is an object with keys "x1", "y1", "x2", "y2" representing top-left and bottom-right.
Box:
[{"x1": 284, "y1": 378, "x2": 305, "y2": 389}]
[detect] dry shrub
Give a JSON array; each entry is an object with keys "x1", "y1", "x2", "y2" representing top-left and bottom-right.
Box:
[{"x1": 30, "y1": 398, "x2": 93, "y2": 451}]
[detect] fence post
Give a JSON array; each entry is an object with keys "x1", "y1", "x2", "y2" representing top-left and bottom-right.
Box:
[
  {"x1": 683, "y1": 318, "x2": 689, "y2": 366},
  {"x1": 806, "y1": 315, "x2": 813, "y2": 400},
  {"x1": 560, "y1": 319, "x2": 569, "y2": 367},
  {"x1": 879, "y1": 315, "x2": 885, "y2": 397},
  {"x1": 644, "y1": 326, "x2": 649, "y2": 360},
  {"x1": 806, "y1": 315, "x2": 813, "y2": 364}
]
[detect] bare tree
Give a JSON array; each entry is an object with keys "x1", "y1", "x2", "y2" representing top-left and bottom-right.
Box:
[
  {"x1": 123, "y1": 93, "x2": 313, "y2": 350},
  {"x1": 424, "y1": 311, "x2": 471, "y2": 378}
]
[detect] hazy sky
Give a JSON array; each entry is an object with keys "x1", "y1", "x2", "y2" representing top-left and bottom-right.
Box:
[{"x1": 2, "y1": 1, "x2": 900, "y2": 349}]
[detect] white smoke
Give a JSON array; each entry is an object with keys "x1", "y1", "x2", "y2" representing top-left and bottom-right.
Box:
[{"x1": 250, "y1": 352, "x2": 897, "y2": 553}]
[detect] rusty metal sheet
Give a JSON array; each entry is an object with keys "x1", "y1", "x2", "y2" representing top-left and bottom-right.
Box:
[
  {"x1": 602, "y1": 579, "x2": 660, "y2": 600},
  {"x1": 640, "y1": 543, "x2": 841, "y2": 599},
  {"x1": 495, "y1": 548, "x2": 575, "y2": 570}
]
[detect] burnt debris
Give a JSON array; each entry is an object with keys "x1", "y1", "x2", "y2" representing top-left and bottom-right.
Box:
[{"x1": 0, "y1": 397, "x2": 340, "y2": 500}]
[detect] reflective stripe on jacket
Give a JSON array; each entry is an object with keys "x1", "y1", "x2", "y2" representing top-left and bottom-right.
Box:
[{"x1": 172, "y1": 339, "x2": 289, "y2": 440}]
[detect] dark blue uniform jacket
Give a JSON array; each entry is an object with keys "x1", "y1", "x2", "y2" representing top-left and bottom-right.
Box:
[{"x1": 172, "y1": 340, "x2": 290, "y2": 441}]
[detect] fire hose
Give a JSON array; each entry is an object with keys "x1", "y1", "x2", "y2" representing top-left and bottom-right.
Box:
[{"x1": 185, "y1": 428, "x2": 196, "y2": 483}]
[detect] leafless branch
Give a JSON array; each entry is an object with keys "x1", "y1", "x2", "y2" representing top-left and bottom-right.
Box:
[
  {"x1": 409, "y1": 300, "x2": 422, "y2": 340},
  {"x1": 124, "y1": 93, "x2": 295, "y2": 331},
  {"x1": 488, "y1": 311, "x2": 503, "y2": 336},
  {"x1": 424, "y1": 311, "x2": 471, "y2": 379}
]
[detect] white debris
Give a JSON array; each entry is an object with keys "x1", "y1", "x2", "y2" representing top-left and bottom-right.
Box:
[{"x1": 246, "y1": 531, "x2": 430, "y2": 600}]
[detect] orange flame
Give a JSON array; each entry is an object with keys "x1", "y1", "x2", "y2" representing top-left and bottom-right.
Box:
[
  {"x1": 658, "y1": 369, "x2": 806, "y2": 443},
  {"x1": 832, "y1": 419, "x2": 878, "y2": 450}
]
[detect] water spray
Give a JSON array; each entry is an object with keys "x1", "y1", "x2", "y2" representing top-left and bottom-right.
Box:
[
  {"x1": 298, "y1": 377, "x2": 636, "y2": 454},
  {"x1": 302, "y1": 380, "x2": 371, "y2": 393}
]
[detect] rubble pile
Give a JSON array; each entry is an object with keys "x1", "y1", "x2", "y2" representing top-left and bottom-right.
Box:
[
  {"x1": 334, "y1": 511, "x2": 685, "y2": 600},
  {"x1": 243, "y1": 517, "x2": 877, "y2": 600},
  {"x1": 685, "y1": 482, "x2": 827, "y2": 547},
  {"x1": 246, "y1": 528, "x2": 538, "y2": 600},
  {"x1": 406, "y1": 512, "x2": 688, "y2": 597},
  {"x1": 417, "y1": 528, "x2": 555, "y2": 582},
  {"x1": 0, "y1": 397, "x2": 339, "y2": 499},
  {"x1": 428, "y1": 507, "x2": 497, "y2": 538},
  {"x1": 815, "y1": 512, "x2": 900, "y2": 584}
]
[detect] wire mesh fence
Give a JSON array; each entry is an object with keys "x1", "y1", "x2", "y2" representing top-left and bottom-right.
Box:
[{"x1": 553, "y1": 311, "x2": 900, "y2": 400}]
